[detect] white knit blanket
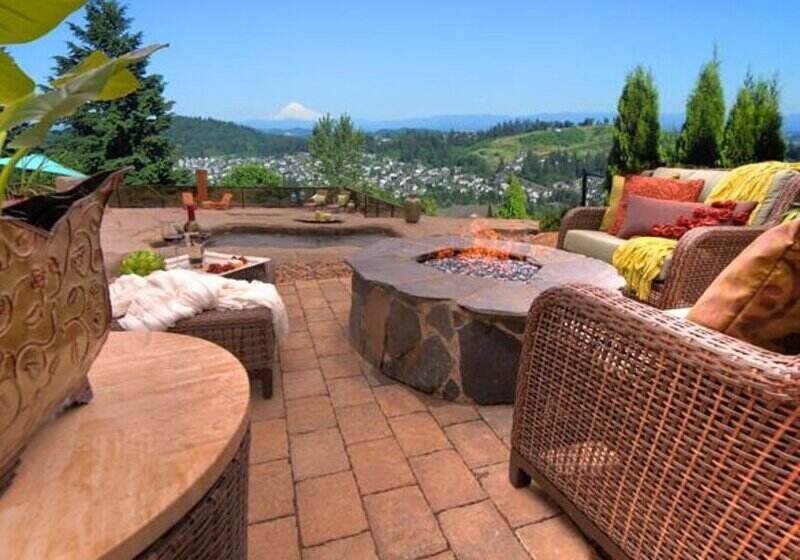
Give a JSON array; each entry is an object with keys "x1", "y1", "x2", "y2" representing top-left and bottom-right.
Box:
[{"x1": 110, "y1": 269, "x2": 289, "y2": 342}]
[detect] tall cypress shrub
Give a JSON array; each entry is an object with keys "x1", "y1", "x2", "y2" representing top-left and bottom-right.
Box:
[
  {"x1": 752, "y1": 77, "x2": 786, "y2": 161},
  {"x1": 723, "y1": 74, "x2": 786, "y2": 166},
  {"x1": 607, "y1": 66, "x2": 661, "y2": 177},
  {"x1": 722, "y1": 74, "x2": 757, "y2": 167},
  {"x1": 677, "y1": 55, "x2": 726, "y2": 167}
]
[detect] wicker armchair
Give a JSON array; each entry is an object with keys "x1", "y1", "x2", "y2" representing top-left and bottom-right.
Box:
[
  {"x1": 510, "y1": 285, "x2": 799, "y2": 560},
  {"x1": 557, "y1": 175, "x2": 800, "y2": 308}
]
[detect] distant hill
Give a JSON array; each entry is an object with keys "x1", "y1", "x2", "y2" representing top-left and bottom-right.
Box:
[
  {"x1": 169, "y1": 116, "x2": 307, "y2": 157},
  {"x1": 245, "y1": 112, "x2": 800, "y2": 135},
  {"x1": 465, "y1": 125, "x2": 614, "y2": 169}
]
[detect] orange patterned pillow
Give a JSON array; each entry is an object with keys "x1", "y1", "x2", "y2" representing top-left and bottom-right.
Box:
[
  {"x1": 687, "y1": 220, "x2": 800, "y2": 353},
  {"x1": 610, "y1": 176, "x2": 704, "y2": 236}
]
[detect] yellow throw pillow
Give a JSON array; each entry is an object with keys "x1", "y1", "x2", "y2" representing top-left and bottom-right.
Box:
[{"x1": 600, "y1": 175, "x2": 626, "y2": 232}]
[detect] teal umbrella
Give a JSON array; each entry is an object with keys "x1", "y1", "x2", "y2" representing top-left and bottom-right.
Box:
[{"x1": 0, "y1": 154, "x2": 87, "y2": 178}]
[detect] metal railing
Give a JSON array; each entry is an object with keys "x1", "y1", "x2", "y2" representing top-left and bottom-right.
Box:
[
  {"x1": 109, "y1": 184, "x2": 403, "y2": 217},
  {"x1": 580, "y1": 168, "x2": 607, "y2": 206}
]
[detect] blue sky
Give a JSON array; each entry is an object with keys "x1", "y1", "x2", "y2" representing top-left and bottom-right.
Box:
[{"x1": 11, "y1": 0, "x2": 800, "y2": 121}]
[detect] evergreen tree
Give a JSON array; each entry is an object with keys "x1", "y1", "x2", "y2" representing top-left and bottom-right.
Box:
[
  {"x1": 309, "y1": 114, "x2": 365, "y2": 188},
  {"x1": 677, "y1": 54, "x2": 726, "y2": 167},
  {"x1": 497, "y1": 174, "x2": 528, "y2": 219},
  {"x1": 49, "y1": 0, "x2": 184, "y2": 184},
  {"x1": 607, "y1": 66, "x2": 661, "y2": 177},
  {"x1": 722, "y1": 73, "x2": 757, "y2": 167},
  {"x1": 751, "y1": 77, "x2": 786, "y2": 161}
]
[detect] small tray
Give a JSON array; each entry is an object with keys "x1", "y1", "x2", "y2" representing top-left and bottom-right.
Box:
[{"x1": 165, "y1": 251, "x2": 270, "y2": 277}]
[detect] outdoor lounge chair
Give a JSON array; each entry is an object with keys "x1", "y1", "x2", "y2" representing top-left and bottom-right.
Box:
[
  {"x1": 201, "y1": 191, "x2": 234, "y2": 210},
  {"x1": 509, "y1": 284, "x2": 799, "y2": 559},
  {"x1": 557, "y1": 167, "x2": 800, "y2": 308}
]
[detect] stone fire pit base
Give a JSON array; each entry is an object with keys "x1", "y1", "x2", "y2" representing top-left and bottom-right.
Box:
[{"x1": 348, "y1": 236, "x2": 624, "y2": 405}]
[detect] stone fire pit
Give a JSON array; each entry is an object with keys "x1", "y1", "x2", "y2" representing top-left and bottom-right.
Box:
[{"x1": 348, "y1": 236, "x2": 625, "y2": 404}]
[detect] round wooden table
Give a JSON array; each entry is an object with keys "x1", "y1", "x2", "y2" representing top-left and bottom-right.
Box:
[{"x1": 0, "y1": 331, "x2": 251, "y2": 559}]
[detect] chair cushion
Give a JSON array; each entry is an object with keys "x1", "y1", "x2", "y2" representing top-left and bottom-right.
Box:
[
  {"x1": 563, "y1": 229, "x2": 625, "y2": 264},
  {"x1": 653, "y1": 167, "x2": 730, "y2": 201},
  {"x1": 564, "y1": 229, "x2": 674, "y2": 281},
  {"x1": 610, "y1": 176, "x2": 705, "y2": 235},
  {"x1": 750, "y1": 170, "x2": 800, "y2": 226},
  {"x1": 687, "y1": 219, "x2": 800, "y2": 353},
  {"x1": 599, "y1": 175, "x2": 626, "y2": 232}
]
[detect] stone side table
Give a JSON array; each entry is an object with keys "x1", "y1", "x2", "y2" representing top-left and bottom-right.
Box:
[{"x1": 0, "y1": 331, "x2": 251, "y2": 559}]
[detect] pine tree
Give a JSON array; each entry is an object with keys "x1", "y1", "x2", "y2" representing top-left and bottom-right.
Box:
[
  {"x1": 677, "y1": 54, "x2": 726, "y2": 167},
  {"x1": 497, "y1": 174, "x2": 528, "y2": 219},
  {"x1": 722, "y1": 73, "x2": 757, "y2": 167},
  {"x1": 607, "y1": 66, "x2": 661, "y2": 177},
  {"x1": 751, "y1": 77, "x2": 786, "y2": 161},
  {"x1": 49, "y1": 0, "x2": 184, "y2": 184}
]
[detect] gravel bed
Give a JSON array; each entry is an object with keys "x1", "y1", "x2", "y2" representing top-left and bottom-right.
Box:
[
  {"x1": 423, "y1": 254, "x2": 541, "y2": 282},
  {"x1": 275, "y1": 261, "x2": 352, "y2": 283}
]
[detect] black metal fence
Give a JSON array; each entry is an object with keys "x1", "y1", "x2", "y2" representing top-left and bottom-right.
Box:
[{"x1": 109, "y1": 185, "x2": 402, "y2": 217}]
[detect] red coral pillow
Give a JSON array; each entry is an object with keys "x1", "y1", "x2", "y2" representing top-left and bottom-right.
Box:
[
  {"x1": 610, "y1": 176, "x2": 704, "y2": 236},
  {"x1": 650, "y1": 200, "x2": 758, "y2": 240}
]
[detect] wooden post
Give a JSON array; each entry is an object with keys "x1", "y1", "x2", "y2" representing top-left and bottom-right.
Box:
[{"x1": 195, "y1": 169, "x2": 209, "y2": 203}]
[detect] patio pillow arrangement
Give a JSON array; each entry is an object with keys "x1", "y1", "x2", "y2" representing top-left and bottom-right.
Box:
[
  {"x1": 688, "y1": 218, "x2": 800, "y2": 354},
  {"x1": 609, "y1": 162, "x2": 800, "y2": 300}
]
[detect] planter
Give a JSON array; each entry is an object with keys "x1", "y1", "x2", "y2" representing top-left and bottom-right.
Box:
[
  {"x1": 404, "y1": 197, "x2": 422, "y2": 223},
  {"x1": 0, "y1": 168, "x2": 127, "y2": 496}
]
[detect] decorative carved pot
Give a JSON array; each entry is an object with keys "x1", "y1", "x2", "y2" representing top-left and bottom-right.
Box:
[
  {"x1": 404, "y1": 197, "x2": 422, "y2": 223},
  {"x1": 0, "y1": 169, "x2": 126, "y2": 495}
]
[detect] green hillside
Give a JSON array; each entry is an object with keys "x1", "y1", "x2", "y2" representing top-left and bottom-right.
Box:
[
  {"x1": 465, "y1": 125, "x2": 613, "y2": 169},
  {"x1": 169, "y1": 116, "x2": 307, "y2": 157}
]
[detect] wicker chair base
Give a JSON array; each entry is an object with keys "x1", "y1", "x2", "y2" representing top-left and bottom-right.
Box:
[
  {"x1": 510, "y1": 449, "x2": 624, "y2": 560},
  {"x1": 136, "y1": 429, "x2": 250, "y2": 559}
]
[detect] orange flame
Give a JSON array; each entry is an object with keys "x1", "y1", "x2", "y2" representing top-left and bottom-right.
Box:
[{"x1": 431, "y1": 219, "x2": 511, "y2": 261}]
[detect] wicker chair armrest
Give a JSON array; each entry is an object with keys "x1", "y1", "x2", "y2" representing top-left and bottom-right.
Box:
[
  {"x1": 521, "y1": 284, "x2": 799, "y2": 401},
  {"x1": 653, "y1": 226, "x2": 768, "y2": 307},
  {"x1": 671, "y1": 225, "x2": 767, "y2": 270},
  {"x1": 557, "y1": 207, "x2": 607, "y2": 249}
]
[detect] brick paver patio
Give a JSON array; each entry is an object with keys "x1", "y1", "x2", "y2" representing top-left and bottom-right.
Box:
[{"x1": 247, "y1": 277, "x2": 598, "y2": 560}]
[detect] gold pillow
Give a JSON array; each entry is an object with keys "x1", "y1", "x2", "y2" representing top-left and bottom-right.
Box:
[
  {"x1": 600, "y1": 175, "x2": 626, "y2": 232},
  {"x1": 687, "y1": 219, "x2": 800, "y2": 353}
]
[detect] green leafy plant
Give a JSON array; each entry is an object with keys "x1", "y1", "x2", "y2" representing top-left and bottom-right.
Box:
[
  {"x1": 497, "y1": 174, "x2": 529, "y2": 219},
  {"x1": 420, "y1": 196, "x2": 438, "y2": 216},
  {"x1": 119, "y1": 250, "x2": 166, "y2": 276},
  {"x1": 221, "y1": 164, "x2": 283, "y2": 187},
  {"x1": 0, "y1": 0, "x2": 165, "y2": 204}
]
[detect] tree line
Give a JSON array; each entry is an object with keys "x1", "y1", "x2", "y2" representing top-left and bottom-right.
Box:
[
  {"x1": 609, "y1": 52, "x2": 787, "y2": 176},
  {"x1": 168, "y1": 116, "x2": 307, "y2": 158}
]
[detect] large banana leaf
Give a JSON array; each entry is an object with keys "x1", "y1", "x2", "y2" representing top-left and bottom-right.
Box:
[
  {"x1": 0, "y1": 50, "x2": 34, "y2": 104},
  {"x1": 3, "y1": 44, "x2": 166, "y2": 148},
  {"x1": 0, "y1": 0, "x2": 86, "y2": 44},
  {"x1": 53, "y1": 51, "x2": 139, "y2": 101}
]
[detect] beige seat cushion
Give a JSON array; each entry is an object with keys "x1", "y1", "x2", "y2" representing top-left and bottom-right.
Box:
[
  {"x1": 653, "y1": 167, "x2": 730, "y2": 201},
  {"x1": 564, "y1": 229, "x2": 673, "y2": 281}
]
